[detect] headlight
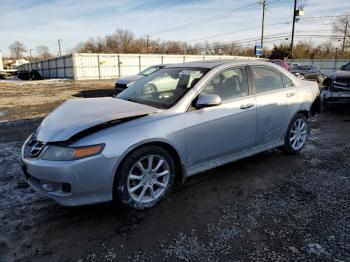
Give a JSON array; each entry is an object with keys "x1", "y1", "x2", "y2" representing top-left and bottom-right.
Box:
[{"x1": 42, "y1": 144, "x2": 105, "y2": 161}]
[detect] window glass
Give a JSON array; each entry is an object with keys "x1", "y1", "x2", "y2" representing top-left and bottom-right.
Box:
[
  {"x1": 139, "y1": 66, "x2": 161, "y2": 76},
  {"x1": 118, "y1": 68, "x2": 208, "y2": 109},
  {"x1": 200, "y1": 67, "x2": 248, "y2": 102},
  {"x1": 281, "y1": 74, "x2": 294, "y2": 88},
  {"x1": 252, "y1": 66, "x2": 284, "y2": 93}
]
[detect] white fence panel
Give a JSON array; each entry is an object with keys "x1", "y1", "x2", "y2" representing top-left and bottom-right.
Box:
[{"x1": 17, "y1": 53, "x2": 258, "y2": 80}]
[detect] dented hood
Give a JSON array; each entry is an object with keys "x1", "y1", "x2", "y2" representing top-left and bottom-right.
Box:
[{"x1": 36, "y1": 97, "x2": 159, "y2": 142}]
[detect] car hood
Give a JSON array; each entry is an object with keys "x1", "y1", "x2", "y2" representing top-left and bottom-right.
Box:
[
  {"x1": 329, "y1": 70, "x2": 350, "y2": 81},
  {"x1": 36, "y1": 97, "x2": 159, "y2": 142},
  {"x1": 116, "y1": 75, "x2": 144, "y2": 85}
]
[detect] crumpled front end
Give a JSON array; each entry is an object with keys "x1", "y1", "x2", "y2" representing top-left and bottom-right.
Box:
[{"x1": 20, "y1": 133, "x2": 120, "y2": 206}]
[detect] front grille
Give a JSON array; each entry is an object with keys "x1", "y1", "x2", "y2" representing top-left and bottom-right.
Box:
[
  {"x1": 333, "y1": 81, "x2": 350, "y2": 92},
  {"x1": 24, "y1": 135, "x2": 45, "y2": 158}
]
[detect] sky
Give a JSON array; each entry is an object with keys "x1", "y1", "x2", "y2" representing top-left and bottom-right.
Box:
[{"x1": 0, "y1": 0, "x2": 349, "y2": 57}]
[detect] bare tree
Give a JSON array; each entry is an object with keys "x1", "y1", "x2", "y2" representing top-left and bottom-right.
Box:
[
  {"x1": 9, "y1": 41, "x2": 27, "y2": 59},
  {"x1": 70, "y1": 28, "x2": 350, "y2": 59},
  {"x1": 36, "y1": 45, "x2": 52, "y2": 60},
  {"x1": 115, "y1": 29, "x2": 134, "y2": 53},
  {"x1": 333, "y1": 14, "x2": 350, "y2": 53}
]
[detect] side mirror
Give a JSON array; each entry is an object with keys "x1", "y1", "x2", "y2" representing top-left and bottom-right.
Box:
[
  {"x1": 196, "y1": 94, "x2": 222, "y2": 109},
  {"x1": 340, "y1": 65, "x2": 346, "y2": 70}
]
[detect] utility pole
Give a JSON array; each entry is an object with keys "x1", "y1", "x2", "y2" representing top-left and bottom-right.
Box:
[
  {"x1": 290, "y1": 0, "x2": 297, "y2": 58},
  {"x1": 146, "y1": 35, "x2": 149, "y2": 54},
  {"x1": 29, "y1": 49, "x2": 34, "y2": 62},
  {"x1": 58, "y1": 39, "x2": 62, "y2": 56},
  {"x1": 260, "y1": 0, "x2": 267, "y2": 50},
  {"x1": 341, "y1": 19, "x2": 348, "y2": 55}
]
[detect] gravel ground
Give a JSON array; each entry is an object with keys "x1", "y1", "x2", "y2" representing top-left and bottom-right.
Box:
[{"x1": 0, "y1": 80, "x2": 349, "y2": 261}]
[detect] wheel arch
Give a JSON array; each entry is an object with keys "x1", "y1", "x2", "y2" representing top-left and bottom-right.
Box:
[
  {"x1": 296, "y1": 109, "x2": 310, "y2": 119},
  {"x1": 113, "y1": 140, "x2": 186, "y2": 190}
]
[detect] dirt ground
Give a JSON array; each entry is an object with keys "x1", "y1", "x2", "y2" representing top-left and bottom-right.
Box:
[
  {"x1": 0, "y1": 80, "x2": 349, "y2": 262},
  {"x1": 0, "y1": 79, "x2": 116, "y2": 121}
]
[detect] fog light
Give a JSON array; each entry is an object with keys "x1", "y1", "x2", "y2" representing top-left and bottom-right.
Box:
[
  {"x1": 62, "y1": 183, "x2": 71, "y2": 193},
  {"x1": 41, "y1": 182, "x2": 54, "y2": 192}
]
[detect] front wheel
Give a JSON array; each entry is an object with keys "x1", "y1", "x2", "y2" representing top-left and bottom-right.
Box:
[
  {"x1": 282, "y1": 114, "x2": 309, "y2": 154},
  {"x1": 114, "y1": 145, "x2": 175, "y2": 210}
]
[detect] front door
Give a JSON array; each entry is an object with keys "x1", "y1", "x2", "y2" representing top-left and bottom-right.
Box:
[{"x1": 185, "y1": 66, "x2": 256, "y2": 167}]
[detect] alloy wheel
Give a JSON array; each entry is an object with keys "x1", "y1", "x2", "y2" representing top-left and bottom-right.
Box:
[
  {"x1": 127, "y1": 155, "x2": 170, "y2": 203},
  {"x1": 289, "y1": 118, "x2": 307, "y2": 150}
]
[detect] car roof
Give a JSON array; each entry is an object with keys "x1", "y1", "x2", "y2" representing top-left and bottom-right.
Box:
[{"x1": 164, "y1": 59, "x2": 269, "y2": 69}]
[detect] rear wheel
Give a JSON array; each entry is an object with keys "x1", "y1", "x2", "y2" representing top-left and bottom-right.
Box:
[
  {"x1": 114, "y1": 145, "x2": 175, "y2": 209},
  {"x1": 282, "y1": 113, "x2": 309, "y2": 154}
]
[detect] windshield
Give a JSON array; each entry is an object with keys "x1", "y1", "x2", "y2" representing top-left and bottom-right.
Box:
[
  {"x1": 118, "y1": 67, "x2": 209, "y2": 109},
  {"x1": 139, "y1": 66, "x2": 161, "y2": 76},
  {"x1": 343, "y1": 63, "x2": 350, "y2": 71},
  {"x1": 296, "y1": 66, "x2": 308, "y2": 70}
]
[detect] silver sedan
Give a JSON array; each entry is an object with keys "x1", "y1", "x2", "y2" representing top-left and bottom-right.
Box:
[{"x1": 20, "y1": 60, "x2": 319, "y2": 209}]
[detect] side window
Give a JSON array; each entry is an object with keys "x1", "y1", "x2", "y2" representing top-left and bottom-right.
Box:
[
  {"x1": 200, "y1": 67, "x2": 248, "y2": 102},
  {"x1": 252, "y1": 66, "x2": 284, "y2": 94},
  {"x1": 281, "y1": 74, "x2": 294, "y2": 88}
]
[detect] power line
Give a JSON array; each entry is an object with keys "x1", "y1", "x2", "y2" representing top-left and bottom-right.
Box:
[
  {"x1": 185, "y1": 22, "x2": 291, "y2": 43},
  {"x1": 149, "y1": 2, "x2": 259, "y2": 37},
  {"x1": 154, "y1": 32, "x2": 346, "y2": 54},
  {"x1": 301, "y1": 15, "x2": 350, "y2": 19}
]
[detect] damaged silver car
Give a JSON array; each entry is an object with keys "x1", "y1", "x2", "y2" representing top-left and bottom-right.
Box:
[{"x1": 20, "y1": 60, "x2": 319, "y2": 209}]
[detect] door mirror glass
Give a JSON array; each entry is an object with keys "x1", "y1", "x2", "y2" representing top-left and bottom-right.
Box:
[{"x1": 196, "y1": 94, "x2": 221, "y2": 108}]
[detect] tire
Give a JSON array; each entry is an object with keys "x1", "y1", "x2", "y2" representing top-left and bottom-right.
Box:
[
  {"x1": 114, "y1": 145, "x2": 175, "y2": 210},
  {"x1": 282, "y1": 113, "x2": 309, "y2": 154},
  {"x1": 143, "y1": 83, "x2": 158, "y2": 94}
]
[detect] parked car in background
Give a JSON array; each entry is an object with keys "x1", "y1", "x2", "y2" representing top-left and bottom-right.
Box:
[
  {"x1": 287, "y1": 62, "x2": 300, "y2": 70},
  {"x1": 115, "y1": 64, "x2": 168, "y2": 92},
  {"x1": 290, "y1": 65, "x2": 324, "y2": 83},
  {"x1": 340, "y1": 62, "x2": 350, "y2": 71},
  {"x1": 269, "y1": 59, "x2": 290, "y2": 71},
  {"x1": 20, "y1": 60, "x2": 319, "y2": 210},
  {"x1": 321, "y1": 69, "x2": 350, "y2": 107}
]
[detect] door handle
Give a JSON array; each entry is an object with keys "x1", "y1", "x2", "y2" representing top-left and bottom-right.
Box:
[
  {"x1": 240, "y1": 103, "x2": 254, "y2": 110},
  {"x1": 286, "y1": 92, "x2": 296, "y2": 97}
]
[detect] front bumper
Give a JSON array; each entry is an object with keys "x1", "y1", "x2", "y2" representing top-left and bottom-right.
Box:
[
  {"x1": 20, "y1": 154, "x2": 120, "y2": 206},
  {"x1": 321, "y1": 90, "x2": 350, "y2": 103}
]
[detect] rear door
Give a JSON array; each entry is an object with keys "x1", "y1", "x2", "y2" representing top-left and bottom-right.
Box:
[{"x1": 250, "y1": 66, "x2": 298, "y2": 146}]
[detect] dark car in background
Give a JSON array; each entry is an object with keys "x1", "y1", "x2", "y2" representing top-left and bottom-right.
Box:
[
  {"x1": 321, "y1": 69, "x2": 350, "y2": 107},
  {"x1": 290, "y1": 65, "x2": 324, "y2": 83},
  {"x1": 115, "y1": 64, "x2": 168, "y2": 92},
  {"x1": 340, "y1": 62, "x2": 350, "y2": 71}
]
